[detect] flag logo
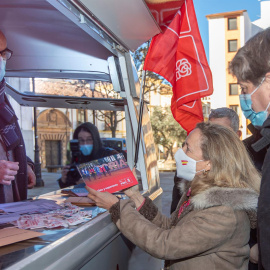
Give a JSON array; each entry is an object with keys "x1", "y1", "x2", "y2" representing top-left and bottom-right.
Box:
[
  {"x1": 176, "y1": 58, "x2": 192, "y2": 80},
  {"x1": 181, "y1": 160, "x2": 188, "y2": 165}
]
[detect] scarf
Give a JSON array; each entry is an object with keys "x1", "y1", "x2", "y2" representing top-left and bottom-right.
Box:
[{"x1": 0, "y1": 79, "x2": 20, "y2": 150}]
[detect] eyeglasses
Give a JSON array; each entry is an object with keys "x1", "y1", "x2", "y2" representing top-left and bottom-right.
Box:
[
  {"x1": 0, "y1": 48, "x2": 13, "y2": 60},
  {"x1": 78, "y1": 139, "x2": 93, "y2": 145}
]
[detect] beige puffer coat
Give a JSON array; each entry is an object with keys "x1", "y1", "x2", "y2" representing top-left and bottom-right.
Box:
[{"x1": 109, "y1": 182, "x2": 258, "y2": 270}]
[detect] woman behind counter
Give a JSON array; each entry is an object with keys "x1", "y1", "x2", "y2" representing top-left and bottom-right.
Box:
[
  {"x1": 87, "y1": 122, "x2": 260, "y2": 270},
  {"x1": 58, "y1": 122, "x2": 117, "y2": 188}
]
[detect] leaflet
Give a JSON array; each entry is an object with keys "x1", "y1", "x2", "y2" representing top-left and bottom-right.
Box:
[{"x1": 77, "y1": 153, "x2": 138, "y2": 193}]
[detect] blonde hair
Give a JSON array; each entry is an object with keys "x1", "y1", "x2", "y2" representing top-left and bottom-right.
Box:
[{"x1": 191, "y1": 122, "x2": 261, "y2": 196}]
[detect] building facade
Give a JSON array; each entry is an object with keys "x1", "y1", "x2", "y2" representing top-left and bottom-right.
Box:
[{"x1": 206, "y1": 1, "x2": 270, "y2": 138}]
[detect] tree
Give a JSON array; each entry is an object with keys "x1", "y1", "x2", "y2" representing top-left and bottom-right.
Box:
[
  {"x1": 67, "y1": 79, "x2": 125, "y2": 137},
  {"x1": 95, "y1": 81, "x2": 125, "y2": 137},
  {"x1": 132, "y1": 43, "x2": 170, "y2": 100},
  {"x1": 150, "y1": 106, "x2": 187, "y2": 160}
]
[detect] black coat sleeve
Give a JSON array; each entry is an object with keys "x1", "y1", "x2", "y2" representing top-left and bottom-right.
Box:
[{"x1": 258, "y1": 147, "x2": 270, "y2": 270}]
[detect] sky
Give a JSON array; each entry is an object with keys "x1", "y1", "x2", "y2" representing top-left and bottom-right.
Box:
[{"x1": 193, "y1": 0, "x2": 263, "y2": 60}]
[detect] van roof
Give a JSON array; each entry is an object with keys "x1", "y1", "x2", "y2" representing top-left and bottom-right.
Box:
[{"x1": 0, "y1": 0, "x2": 160, "y2": 80}]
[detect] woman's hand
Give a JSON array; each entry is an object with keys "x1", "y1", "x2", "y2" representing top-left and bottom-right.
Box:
[
  {"x1": 124, "y1": 167, "x2": 140, "y2": 198},
  {"x1": 250, "y1": 244, "x2": 259, "y2": 264},
  {"x1": 86, "y1": 186, "x2": 119, "y2": 210},
  {"x1": 123, "y1": 184, "x2": 139, "y2": 198}
]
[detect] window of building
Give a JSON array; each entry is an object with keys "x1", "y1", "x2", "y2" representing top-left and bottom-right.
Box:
[
  {"x1": 228, "y1": 17, "x2": 237, "y2": 30},
  {"x1": 230, "y1": 105, "x2": 239, "y2": 115},
  {"x1": 229, "y1": 83, "x2": 239, "y2": 95},
  {"x1": 228, "y1": 40, "x2": 238, "y2": 52}
]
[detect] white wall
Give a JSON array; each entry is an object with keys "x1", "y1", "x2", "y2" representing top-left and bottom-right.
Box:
[
  {"x1": 253, "y1": 1, "x2": 270, "y2": 29},
  {"x1": 208, "y1": 18, "x2": 227, "y2": 109}
]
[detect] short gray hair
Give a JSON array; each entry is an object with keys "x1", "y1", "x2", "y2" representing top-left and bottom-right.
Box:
[
  {"x1": 229, "y1": 27, "x2": 270, "y2": 86},
  {"x1": 209, "y1": 107, "x2": 239, "y2": 132}
]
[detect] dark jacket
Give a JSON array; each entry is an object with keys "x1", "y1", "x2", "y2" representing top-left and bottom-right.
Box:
[
  {"x1": 243, "y1": 124, "x2": 267, "y2": 173},
  {"x1": 243, "y1": 124, "x2": 266, "y2": 257},
  {"x1": 58, "y1": 122, "x2": 118, "y2": 188},
  {"x1": 254, "y1": 117, "x2": 270, "y2": 270},
  {"x1": 170, "y1": 173, "x2": 183, "y2": 214},
  {"x1": 0, "y1": 96, "x2": 31, "y2": 203}
]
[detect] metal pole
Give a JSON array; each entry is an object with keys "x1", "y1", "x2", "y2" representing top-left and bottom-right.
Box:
[
  {"x1": 134, "y1": 70, "x2": 146, "y2": 168},
  {"x1": 90, "y1": 81, "x2": 96, "y2": 125},
  {"x1": 32, "y1": 78, "x2": 44, "y2": 187},
  {"x1": 84, "y1": 109, "x2": 87, "y2": 122}
]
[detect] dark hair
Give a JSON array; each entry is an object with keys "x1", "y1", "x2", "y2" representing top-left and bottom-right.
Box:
[
  {"x1": 229, "y1": 27, "x2": 270, "y2": 85},
  {"x1": 209, "y1": 107, "x2": 239, "y2": 132},
  {"x1": 73, "y1": 122, "x2": 102, "y2": 161}
]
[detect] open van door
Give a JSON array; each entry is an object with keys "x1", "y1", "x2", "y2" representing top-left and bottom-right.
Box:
[{"x1": 0, "y1": 0, "x2": 171, "y2": 269}]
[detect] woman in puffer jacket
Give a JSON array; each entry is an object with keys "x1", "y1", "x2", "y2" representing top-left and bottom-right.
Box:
[{"x1": 87, "y1": 122, "x2": 261, "y2": 270}]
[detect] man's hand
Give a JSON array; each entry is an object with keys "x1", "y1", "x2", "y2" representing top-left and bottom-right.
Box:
[
  {"x1": 27, "y1": 164, "x2": 36, "y2": 189},
  {"x1": 0, "y1": 160, "x2": 19, "y2": 185},
  {"x1": 86, "y1": 186, "x2": 119, "y2": 210}
]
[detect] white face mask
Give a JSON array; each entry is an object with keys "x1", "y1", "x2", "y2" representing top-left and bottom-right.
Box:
[
  {"x1": 175, "y1": 148, "x2": 205, "y2": 181},
  {"x1": 0, "y1": 57, "x2": 6, "y2": 82}
]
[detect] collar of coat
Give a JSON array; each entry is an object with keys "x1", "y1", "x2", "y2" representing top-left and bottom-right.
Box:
[{"x1": 178, "y1": 180, "x2": 258, "y2": 211}]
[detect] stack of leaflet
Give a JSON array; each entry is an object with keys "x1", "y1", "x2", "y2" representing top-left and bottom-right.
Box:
[{"x1": 0, "y1": 199, "x2": 61, "y2": 225}]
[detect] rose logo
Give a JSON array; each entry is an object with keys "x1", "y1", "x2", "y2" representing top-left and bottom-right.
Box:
[{"x1": 176, "y1": 58, "x2": 192, "y2": 81}]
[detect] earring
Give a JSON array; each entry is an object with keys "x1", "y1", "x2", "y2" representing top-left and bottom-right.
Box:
[{"x1": 203, "y1": 169, "x2": 208, "y2": 176}]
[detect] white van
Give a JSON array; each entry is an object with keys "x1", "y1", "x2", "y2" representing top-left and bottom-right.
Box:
[{"x1": 0, "y1": 0, "x2": 163, "y2": 269}]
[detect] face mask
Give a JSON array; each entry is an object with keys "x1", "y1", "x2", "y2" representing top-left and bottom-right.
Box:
[
  {"x1": 174, "y1": 148, "x2": 205, "y2": 181},
  {"x1": 239, "y1": 77, "x2": 270, "y2": 127},
  {"x1": 80, "y1": 144, "x2": 93, "y2": 156},
  {"x1": 0, "y1": 58, "x2": 6, "y2": 82}
]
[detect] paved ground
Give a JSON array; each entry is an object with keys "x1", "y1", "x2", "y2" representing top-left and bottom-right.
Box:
[
  {"x1": 159, "y1": 172, "x2": 175, "y2": 216},
  {"x1": 27, "y1": 171, "x2": 62, "y2": 199},
  {"x1": 28, "y1": 171, "x2": 175, "y2": 216}
]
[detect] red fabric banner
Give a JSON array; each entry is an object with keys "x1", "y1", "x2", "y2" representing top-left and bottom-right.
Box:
[
  {"x1": 143, "y1": 0, "x2": 213, "y2": 133},
  {"x1": 145, "y1": 0, "x2": 185, "y2": 32}
]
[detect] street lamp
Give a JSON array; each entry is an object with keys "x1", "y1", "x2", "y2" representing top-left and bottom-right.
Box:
[
  {"x1": 90, "y1": 81, "x2": 96, "y2": 125},
  {"x1": 32, "y1": 78, "x2": 44, "y2": 187}
]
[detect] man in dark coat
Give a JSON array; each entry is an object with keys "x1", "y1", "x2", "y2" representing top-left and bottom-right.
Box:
[
  {"x1": 0, "y1": 30, "x2": 36, "y2": 203},
  {"x1": 242, "y1": 123, "x2": 267, "y2": 270},
  {"x1": 229, "y1": 28, "x2": 270, "y2": 269}
]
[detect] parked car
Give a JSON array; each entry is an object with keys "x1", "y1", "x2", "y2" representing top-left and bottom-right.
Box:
[{"x1": 101, "y1": 138, "x2": 127, "y2": 159}]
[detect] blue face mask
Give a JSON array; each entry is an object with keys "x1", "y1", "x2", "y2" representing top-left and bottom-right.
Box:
[
  {"x1": 239, "y1": 77, "x2": 270, "y2": 127},
  {"x1": 80, "y1": 144, "x2": 93, "y2": 156},
  {"x1": 0, "y1": 58, "x2": 6, "y2": 82}
]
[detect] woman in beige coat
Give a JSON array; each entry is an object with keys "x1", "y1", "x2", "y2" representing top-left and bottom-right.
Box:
[{"x1": 87, "y1": 122, "x2": 261, "y2": 270}]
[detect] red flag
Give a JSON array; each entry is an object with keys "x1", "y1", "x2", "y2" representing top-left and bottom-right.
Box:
[
  {"x1": 145, "y1": 0, "x2": 185, "y2": 31},
  {"x1": 143, "y1": 0, "x2": 213, "y2": 133}
]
